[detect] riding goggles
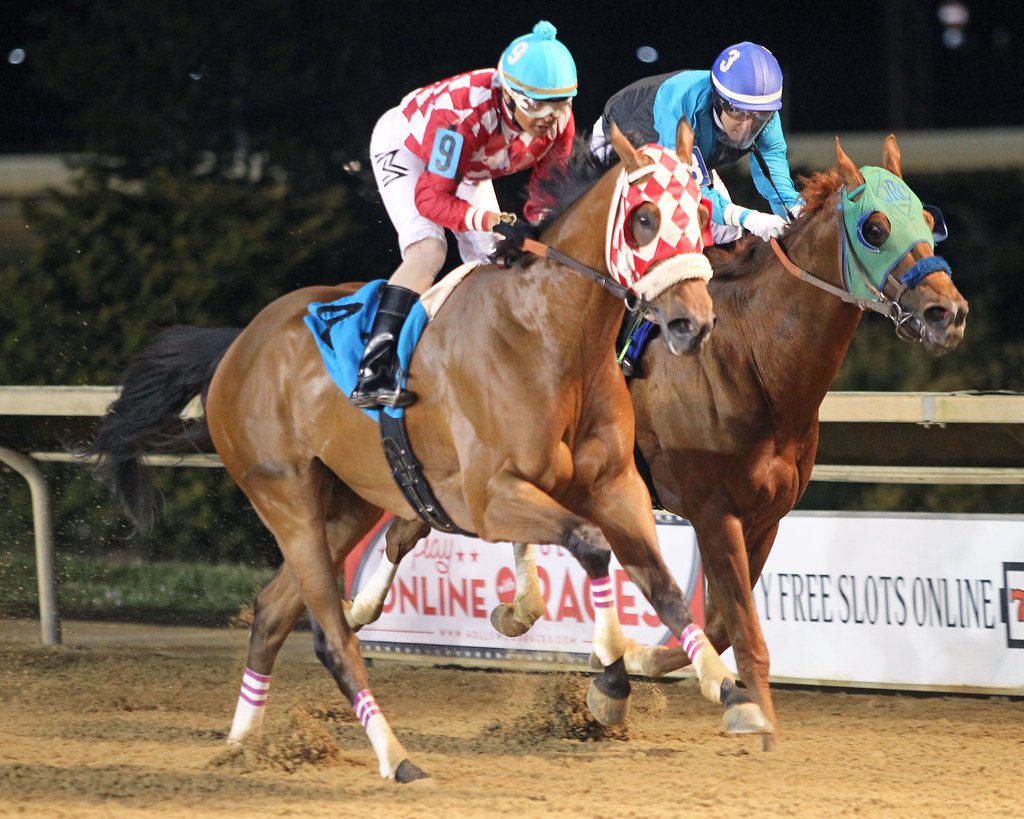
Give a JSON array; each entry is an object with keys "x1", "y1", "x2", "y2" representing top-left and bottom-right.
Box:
[
  {"x1": 507, "y1": 87, "x2": 573, "y2": 119},
  {"x1": 715, "y1": 97, "x2": 774, "y2": 127}
]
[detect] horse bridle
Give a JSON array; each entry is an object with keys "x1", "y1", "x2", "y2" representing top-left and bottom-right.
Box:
[
  {"x1": 520, "y1": 237, "x2": 690, "y2": 349},
  {"x1": 768, "y1": 189, "x2": 946, "y2": 344}
]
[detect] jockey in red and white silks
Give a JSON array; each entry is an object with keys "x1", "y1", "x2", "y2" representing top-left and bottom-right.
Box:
[
  {"x1": 352, "y1": 21, "x2": 578, "y2": 410},
  {"x1": 370, "y1": 67, "x2": 574, "y2": 270}
]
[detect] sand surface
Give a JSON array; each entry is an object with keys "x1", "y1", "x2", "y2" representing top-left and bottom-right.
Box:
[{"x1": 1, "y1": 618, "x2": 1020, "y2": 817}]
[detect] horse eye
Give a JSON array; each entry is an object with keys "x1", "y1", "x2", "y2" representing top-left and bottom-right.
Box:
[
  {"x1": 637, "y1": 213, "x2": 653, "y2": 229},
  {"x1": 863, "y1": 221, "x2": 888, "y2": 247}
]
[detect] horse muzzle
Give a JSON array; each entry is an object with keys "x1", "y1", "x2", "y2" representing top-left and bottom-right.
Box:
[
  {"x1": 899, "y1": 292, "x2": 968, "y2": 356},
  {"x1": 661, "y1": 310, "x2": 717, "y2": 355}
]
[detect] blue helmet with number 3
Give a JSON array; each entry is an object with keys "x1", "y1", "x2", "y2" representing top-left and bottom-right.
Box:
[
  {"x1": 499, "y1": 20, "x2": 578, "y2": 100},
  {"x1": 711, "y1": 42, "x2": 783, "y2": 112}
]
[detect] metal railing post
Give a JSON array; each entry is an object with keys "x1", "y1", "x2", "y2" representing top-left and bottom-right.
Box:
[{"x1": 0, "y1": 446, "x2": 61, "y2": 645}]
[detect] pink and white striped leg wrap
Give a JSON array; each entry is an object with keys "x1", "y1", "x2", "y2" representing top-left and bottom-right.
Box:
[
  {"x1": 238, "y1": 668, "x2": 271, "y2": 708},
  {"x1": 353, "y1": 689, "x2": 381, "y2": 731},
  {"x1": 591, "y1": 576, "x2": 614, "y2": 609},
  {"x1": 680, "y1": 623, "x2": 710, "y2": 663},
  {"x1": 227, "y1": 668, "x2": 271, "y2": 745}
]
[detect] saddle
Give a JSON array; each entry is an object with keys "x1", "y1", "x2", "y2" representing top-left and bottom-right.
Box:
[{"x1": 304, "y1": 266, "x2": 481, "y2": 535}]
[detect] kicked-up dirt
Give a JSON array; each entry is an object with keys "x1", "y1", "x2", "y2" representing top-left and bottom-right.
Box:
[{"x1": 1, "y1": 618, "x2": 1020, "y2": 817}]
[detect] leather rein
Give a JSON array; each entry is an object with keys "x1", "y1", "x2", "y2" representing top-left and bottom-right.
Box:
[{"x1": 519, "y1": 237, "x2": 693, "y2": 351}]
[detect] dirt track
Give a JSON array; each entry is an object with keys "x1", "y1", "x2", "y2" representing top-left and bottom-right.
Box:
[{"x1": 1, "y1": 618, "x2": 1021, "y2": 817}]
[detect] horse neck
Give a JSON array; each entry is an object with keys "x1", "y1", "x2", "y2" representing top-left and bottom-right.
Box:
[
  {"x1": 726, "y1": 206, "x2": 863, "y2": 424},
  {"x1": 532, "y1": 169, "x2": 626, "y2": 352}
]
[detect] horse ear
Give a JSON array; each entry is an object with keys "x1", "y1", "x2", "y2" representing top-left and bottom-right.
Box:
[
  {"x1": 609, "y1": 121, "x2": 646, "y2": 173},
  {"x1": 882, "y1": 133, "x2": 903, "y2": 178},
  {"x1": 834, "y1": 137, "x2": 863, "y2": 187},
  {"x1": 674, "y1": 118, "x2": 694, "y2": 163}
]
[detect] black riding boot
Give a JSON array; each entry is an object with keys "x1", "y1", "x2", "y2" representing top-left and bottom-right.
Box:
[{"x1": 349, "y1": 284, "x2": 420, "y2": 409}]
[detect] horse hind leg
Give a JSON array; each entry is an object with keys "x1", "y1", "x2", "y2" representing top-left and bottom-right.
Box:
[
  {"x1": 231, "y1": 462, "x2": 426, "y2": 782},
  {"x1": 228, "y1": 479, "x2": 383, "y2": 745},
  {"x1": 490, "y1": 543, "x2": 547, "y2": 637}
]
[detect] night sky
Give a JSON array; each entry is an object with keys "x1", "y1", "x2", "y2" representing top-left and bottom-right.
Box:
[{"x1": 2, "y1": 1, "x2": 1022, "y2": 153}]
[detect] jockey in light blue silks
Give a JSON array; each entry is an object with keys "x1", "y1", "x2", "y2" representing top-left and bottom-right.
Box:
[{"x1": 591, "y1": 41, "x2": 803, "y2": 246}]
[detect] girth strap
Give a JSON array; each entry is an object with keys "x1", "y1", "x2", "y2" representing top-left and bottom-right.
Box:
[{"x1": 378, "y1": 412, "x2": 475, "y2": 536}]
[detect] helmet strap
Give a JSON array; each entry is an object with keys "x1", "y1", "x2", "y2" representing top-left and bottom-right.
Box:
[{"x1": 499, "y1": 89, "x2": 523, "y2": 131}]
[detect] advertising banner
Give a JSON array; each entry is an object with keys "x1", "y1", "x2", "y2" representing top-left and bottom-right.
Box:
[
  {"x1": 345, "y1": 512, "x2": 1024, "y2": 693},
  {"x1": 735, "y1": 512, "x2": 1024, "y2": 692},
  {"x1": 345, "y1": 514, "x2": 701, "y2": 665}
]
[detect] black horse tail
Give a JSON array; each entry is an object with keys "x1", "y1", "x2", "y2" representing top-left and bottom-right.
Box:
[{"x1": 90, "y1": 325, "x2": 242, "y2": 531}]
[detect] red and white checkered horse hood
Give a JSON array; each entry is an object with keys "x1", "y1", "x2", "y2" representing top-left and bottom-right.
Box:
[{"x1": 606, "y1": 145, "x2": 713, "y2": 299}]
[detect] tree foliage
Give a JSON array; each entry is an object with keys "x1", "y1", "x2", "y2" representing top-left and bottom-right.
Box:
[{"x1": 3, "y1": 4, "x2": 1023, "y2": 566}]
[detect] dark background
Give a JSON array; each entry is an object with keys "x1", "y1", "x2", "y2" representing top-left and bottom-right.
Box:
[
  {"x1": 3, "y1": 1, "x2": 1023, "y2": 155},
  {"x1": 0, "y1": 1, "x2": 1020, "y2": 566}
]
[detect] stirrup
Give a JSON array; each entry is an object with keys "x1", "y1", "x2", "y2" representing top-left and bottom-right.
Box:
[
  {"x1": 348, "y1": 384, "x2": 417, "y2": 409},
  {"x1": 377, "y1": 385, "x2": 417, "y2": 409}
]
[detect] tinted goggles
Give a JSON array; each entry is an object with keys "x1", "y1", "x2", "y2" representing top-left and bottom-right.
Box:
[
  {"x1": 507, "y1": 88, "x2": 573, "y2": 119},
  {"x1": 716, "y1": 98, "x2": 774, "y2": 126}
]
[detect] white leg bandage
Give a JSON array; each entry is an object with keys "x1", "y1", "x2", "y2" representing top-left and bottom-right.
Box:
[
  {"x1": 512, "y1": 543, "x2": 545, "y2": 625},
  {"x1": 591, "y1": 576, "x2": 627, "y2": 667},
  {"x1": 354, "y1": 689, "x2": 409, "y2": 779},
  {"x1": 227, "y1": 667, "x2": 271, "y2": 745},
  {"x1": 681, "y1": 623, "x2": 735, "y2": 704},
  {"x1": 346, "y1": 552, "x2": 397, "y2": 627}
]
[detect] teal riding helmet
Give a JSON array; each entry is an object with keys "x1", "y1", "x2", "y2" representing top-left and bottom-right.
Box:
[{"x1": 498, "y1": 20, "x2": 578, "y2": 99}]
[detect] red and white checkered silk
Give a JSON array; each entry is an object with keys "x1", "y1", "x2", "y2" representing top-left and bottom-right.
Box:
[{"x1": 605, "y1": 145, "x2": 712, "y2": 291}]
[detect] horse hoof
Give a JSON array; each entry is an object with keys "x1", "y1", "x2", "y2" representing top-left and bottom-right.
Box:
[
  {"x1": 395, "y1": 759, "x2": 430, "y2": 784},
  {"x1": 586, "y1": 680, "x2": 630, "y2": 726},
  {"x1": 490, "y1": 603, "x2": 530, "y2": 637},
  {"x1": 721, "y1": 702, "x2": 774, "y2": 735},
  {"x1": 341, "y1": 599, "x2": 362, "y2": 632}
]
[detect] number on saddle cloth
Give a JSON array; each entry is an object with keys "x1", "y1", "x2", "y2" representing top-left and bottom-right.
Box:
[{"x1": 303, "y1": 280, "x2": 429, "y2": 421}]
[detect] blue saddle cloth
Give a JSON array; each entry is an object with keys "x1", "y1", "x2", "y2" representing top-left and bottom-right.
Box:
[{"x1": 304, "y1": 280, "x2": 429, "y2": 420}]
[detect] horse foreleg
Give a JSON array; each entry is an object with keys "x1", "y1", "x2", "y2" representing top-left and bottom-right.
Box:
[
  {"x1": 585, "y1": 476, "x2": 772, "y2": 738},
  {"x1": 479, "y1": 476, "x2": 631, "y2": 726},
  {"x1": 699, "y1": 517, "x2": 780, "y2": 750},
  {"x1": 695, "y1": 515, "x2": 777, "y2": 750},
  {"x1": 345, "y1": 517, "x2": 429, "y2": 630},
  {"x1": 490, "y1": 543, "x2": 547, "y2": 637}
]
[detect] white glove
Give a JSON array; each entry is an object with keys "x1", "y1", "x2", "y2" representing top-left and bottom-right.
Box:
[{"x1": 740, "y1": 210, "x2": 788, "y2": 241}]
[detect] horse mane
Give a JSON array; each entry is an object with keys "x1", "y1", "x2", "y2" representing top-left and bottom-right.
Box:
[
  {"x1": 532, "y1": 135, "x2": 620, "y2": 224},
  {"x1": 708, "y1": 168, "x2": 842, "y2": 280}
]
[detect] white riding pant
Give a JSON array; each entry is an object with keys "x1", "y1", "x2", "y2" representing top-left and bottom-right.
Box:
[{"x1": 371, "y1": 105, "x2": 499, "y2": 269}]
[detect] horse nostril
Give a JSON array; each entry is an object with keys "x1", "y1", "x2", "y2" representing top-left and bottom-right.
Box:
[
  {"x1": 924, "y1": 305, "x2": 953, "y2": 329},
  {"x1": 668, "y1": 317, "x2": 696, "y2": 339}
]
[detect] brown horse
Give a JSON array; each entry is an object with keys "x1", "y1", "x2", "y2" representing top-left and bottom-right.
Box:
[
  {"x1": 341, "y1": 134, "x2": 969, "y2": 751},
  {"x1": 93, "y1": 122, "x2": 772, "y2": 782}
]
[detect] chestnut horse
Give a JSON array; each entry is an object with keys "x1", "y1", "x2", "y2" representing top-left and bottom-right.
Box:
[
  {"x1": 93, "y1": 123, "x2": 773, "y2": 782},
  {"x1": 341, "y1": 135, "x2": 969, "y2": 751}
]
